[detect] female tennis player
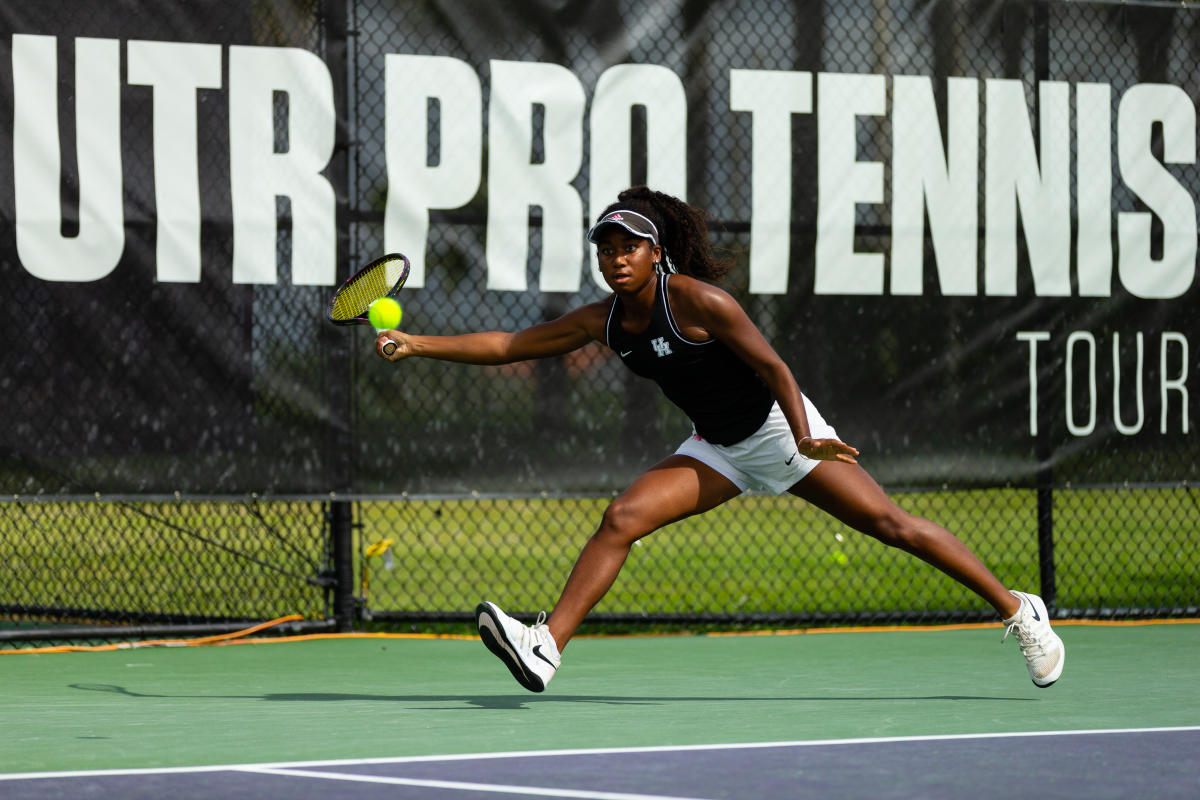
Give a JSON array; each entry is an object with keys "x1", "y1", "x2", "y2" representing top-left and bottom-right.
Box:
[{"x1": 375, "y1": 186, "x2": 1064, "y2": 693}]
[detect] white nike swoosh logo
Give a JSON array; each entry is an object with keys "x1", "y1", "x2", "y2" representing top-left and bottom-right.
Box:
[{"x1": 620, "y1": 350, "x2": 633, "y2": 357}]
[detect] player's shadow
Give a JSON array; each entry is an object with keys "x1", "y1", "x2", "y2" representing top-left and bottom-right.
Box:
[{"x1": 69, "y1": 684, "x2": 1034, "y2": 710}]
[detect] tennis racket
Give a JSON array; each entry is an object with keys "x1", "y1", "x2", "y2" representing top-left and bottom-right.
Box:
[{"x1": 326, "y1": 253, "x2": 411, "y2": 356}]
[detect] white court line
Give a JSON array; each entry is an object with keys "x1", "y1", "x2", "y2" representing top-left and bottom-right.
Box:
[
  {"x1": 3, "y1": 725, "x2": 1198, "y2": 781},
  {"x1": 242, "y1": 765, "x2": 714, "y2": 800}
]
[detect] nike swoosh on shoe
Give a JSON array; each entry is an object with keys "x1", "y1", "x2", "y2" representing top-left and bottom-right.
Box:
[{"x1": 532, "y1": 644, "x2": 557, "y2": 668}]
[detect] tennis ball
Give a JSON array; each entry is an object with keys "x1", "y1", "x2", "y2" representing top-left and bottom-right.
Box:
[{"x1": 368, "y1": 297, "x2": 402, "y2": 330}]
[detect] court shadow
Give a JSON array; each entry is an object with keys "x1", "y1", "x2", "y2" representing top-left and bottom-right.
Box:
[
  {"x1": 407, "y1": 694, "x2": 1038, "y2": 710},
  {"x1": 69, "y1": 684, "x2": 1034, "y2": 709}
]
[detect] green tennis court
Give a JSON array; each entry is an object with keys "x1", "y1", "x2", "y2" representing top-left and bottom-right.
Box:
[{"x1": 3, "y1": 621, "x2": 1197, "y2": 797}]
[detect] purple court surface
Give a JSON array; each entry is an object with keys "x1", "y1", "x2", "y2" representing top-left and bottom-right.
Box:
[{"x1": 3, "y1": 727, "x2": 1198, "y2": 799}]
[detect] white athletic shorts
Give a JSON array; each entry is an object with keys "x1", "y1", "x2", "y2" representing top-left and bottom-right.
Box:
[{"x1": 675, "y1": 397, "x2": 839, "y2": 495}]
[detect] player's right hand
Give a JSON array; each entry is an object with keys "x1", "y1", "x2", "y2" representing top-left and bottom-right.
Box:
[{"x1": 376, "y1": 331, "x2": 412, "y2": 361}]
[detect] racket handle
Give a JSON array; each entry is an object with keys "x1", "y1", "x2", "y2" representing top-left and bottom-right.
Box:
[{"x1": 374, "y1": 326, "x2": 398, "y2": 357}]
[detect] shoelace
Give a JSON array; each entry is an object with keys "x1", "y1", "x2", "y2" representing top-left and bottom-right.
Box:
[
  {"x1": 528, "y1": 611, "x2": 559, "y2": 665},
  {"x1": 1002, "y1": 619, "x2": 1047, "y2": 659},
  {"x1": 515, "y1": 611, "x2": 549, "y2": 650},
  {"x1": 511, "y1": 613, "x2": 546, "y2": 649}
]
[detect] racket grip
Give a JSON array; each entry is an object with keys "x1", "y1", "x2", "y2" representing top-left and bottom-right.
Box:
[{"x1": 374, "y1": 326, "x2": 398, "y2": 357}]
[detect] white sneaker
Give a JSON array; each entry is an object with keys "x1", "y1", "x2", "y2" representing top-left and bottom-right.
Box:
[
  {"x1": 1002, "y1": 591, "x2": 1065, "y2": 687},
  {"x1": 476, "y1": 601, "x2": 560, "y2": 693}
]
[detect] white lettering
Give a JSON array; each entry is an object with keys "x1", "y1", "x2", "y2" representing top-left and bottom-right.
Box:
[
  {"x1": 229, "y1": 46, "x2": 335, "y2": 285},
  {"x1": 1117, "y1": 83, "x2": 1197, "y2": 299},
  {"x1": 589, "y1": 64, "x2": 688, "y2": 289},
  {"x1": 1024, "y1": 331, "x2": 1188, "y2": 438},
  {"x1": 1076, "y1": 83, "x2": 1113, "y2": 297},
  {"x1": 1161, "y1": 332, "x2": 1189, "y2": 434},
  {"x1": 729, "y1": 69, "x2": 813, "y2": 295},
  {"x1": 485, "y1": 60, "x2": 585, "y2": 292},
  {"x1": 1066, "y1": 330, "x2": 1097, "y2": 437},
  {"x1": 891, "y1": 76, "x2": 978, "y2": 296},
  {"x1": 984, "y1": 80, "x2": 1071, "y2": 297},
  {"x1": 1017, "y1": 331, "x2": 1052, "y2": 436},
  {"x1": 13, "y1": 35, "x2": 124, "y2": 281},
  {"x1": 384, "y1": 54, "x2": 482, "y2": 289},
  {"x1": 127, "y1": 40, "x2": 223, "y2": 284},
  {"x1": 1112, "y1": 332, "x2": 1145, "y2": 435},
  {"x1": 815, "y1": 73, "x2": 886, "y2": 295},
  {"x1": 10, "y1": 53, "x2": 1200, "y2": 307}
]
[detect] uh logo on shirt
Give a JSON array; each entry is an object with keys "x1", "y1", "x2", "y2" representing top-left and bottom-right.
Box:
[{"x1": 651, "y1": 337, "x2": 673, "y2": 357}]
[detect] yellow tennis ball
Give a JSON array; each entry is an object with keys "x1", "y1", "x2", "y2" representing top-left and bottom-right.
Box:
[{"x1": 367, "y1": 297, "x2": 402, "y2": 330}]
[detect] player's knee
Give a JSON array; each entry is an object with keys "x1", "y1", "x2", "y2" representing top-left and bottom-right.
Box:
[
  {"x1": 867, "y1": 510, "x2": 923, "y2": 550},
  {"x1": 596, "y1": 496, "x2": 652, "y2": 545}
]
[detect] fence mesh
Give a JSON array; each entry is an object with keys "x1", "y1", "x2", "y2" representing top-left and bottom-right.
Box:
[
  {"x1": 2, "y1": 0, "x2": 1198, "y2": 645},
  {"x1": 0, "y1": 499, "x2": 330, "y2": 643},
  {"x1": 352, "y1": 486, "x2": 1200, "y2": 626}
]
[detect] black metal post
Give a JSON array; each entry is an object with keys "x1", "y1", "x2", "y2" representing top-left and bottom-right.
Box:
[
  {"x1": 1036, "y1": 475, "x2": 1056, "y2": 610},
  {"x1": 329, "y1": 499, "x2": 356, "y2": 631},
  {"x1": 322, "y1": 0, "x2": 357, "y2": 632},
  {"x1": 1032, "y1": 0, "x2": 1056, "y2": 612}
]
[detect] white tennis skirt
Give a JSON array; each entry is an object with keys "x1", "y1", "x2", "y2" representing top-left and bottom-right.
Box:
[{"x1": 674, "y1": 397, "x2": 840, "y2": 494}]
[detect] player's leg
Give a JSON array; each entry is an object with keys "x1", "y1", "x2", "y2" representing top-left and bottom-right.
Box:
[
  {"x1": 789, "y1": 461, "x2": 1064, "y2": 686},
  {"x1": 477, "y1": 454, "x2": 740, "y2": 691},
  {"x1": 546, "y1": 454, "x2": 742, "y2": 649},
  {"x1": 788, "y1": 460, "x2": 1018, "y2": 617}
]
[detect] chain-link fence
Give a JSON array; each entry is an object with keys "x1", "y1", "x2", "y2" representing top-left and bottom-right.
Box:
[
  {"x1": 0, "y1": 498, "x2": 333, "y2": 643},
  {"x1": 2, "y1": 0, "x2": 1198, "y2": 645},
  {"x1": 6, "y1": 482, "x2": 1195, "y2": 646},
  {"x1": 352, "y1": 485, "x2": 1200, "y2": 626}
]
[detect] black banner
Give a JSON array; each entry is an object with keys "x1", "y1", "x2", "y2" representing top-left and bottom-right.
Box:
[{"x1": 2, "y1": 0, "x2": 1196, "y2": 495}]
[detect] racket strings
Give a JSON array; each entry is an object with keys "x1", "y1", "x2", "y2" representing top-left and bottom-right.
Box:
[
  {"x1": 330, "y1": 264, "x2": 391, "y2": 321},
  {"x1": 327, "y1": 254, "x2": 409, "y2": 322}
]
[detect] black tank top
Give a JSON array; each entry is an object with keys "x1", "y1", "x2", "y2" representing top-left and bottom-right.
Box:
[{"x1": 605, "y1": 274, "x2": 775, "y2": 445}]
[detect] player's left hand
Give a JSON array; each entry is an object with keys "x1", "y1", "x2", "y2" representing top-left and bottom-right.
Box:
[{"x1": 797, "y1": 436, "x2": 859, "y2": 464}]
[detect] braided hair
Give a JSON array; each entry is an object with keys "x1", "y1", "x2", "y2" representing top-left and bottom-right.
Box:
[{"x1": 595, "y1": 186, "x2": 733, "y2": 282}]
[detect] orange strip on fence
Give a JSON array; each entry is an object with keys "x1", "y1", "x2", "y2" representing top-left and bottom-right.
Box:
[
  {"x1": 4, "y1": 616, "x2": 1196, "y2": 655},
  {"x1": 704, "y1": 617, "x2": 1200, "y2": 638},
  {"x1": 0, "y1": 614, "x2": 307, "y2": 655}
]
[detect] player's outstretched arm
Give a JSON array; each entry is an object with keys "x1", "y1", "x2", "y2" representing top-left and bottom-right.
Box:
[{"x1": 376, "y1": 301, "x2": 608, "y2": 364}]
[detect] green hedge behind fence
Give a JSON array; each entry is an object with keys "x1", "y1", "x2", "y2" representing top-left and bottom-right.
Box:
[{"x1": 3, "y1": 486, "x2": 1196, "y2": 646}]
